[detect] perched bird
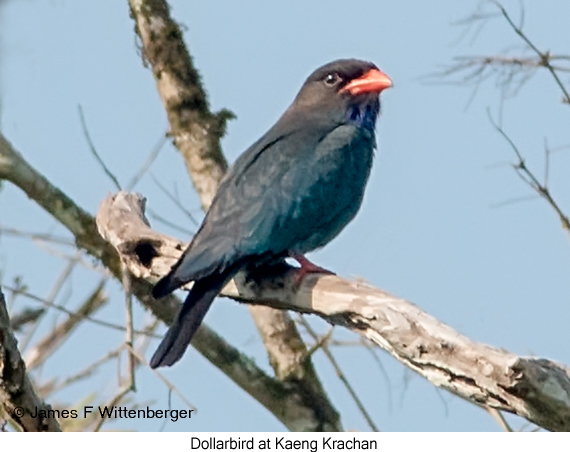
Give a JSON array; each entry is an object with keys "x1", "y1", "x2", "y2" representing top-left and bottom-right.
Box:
[{"x1": 150, "y1": 59, "x2": 392, "y2": 368}]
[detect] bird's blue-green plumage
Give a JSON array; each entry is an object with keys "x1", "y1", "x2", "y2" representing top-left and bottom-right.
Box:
[{"x1": 150, "y1": 59, "x2": 387, "y2": 368}]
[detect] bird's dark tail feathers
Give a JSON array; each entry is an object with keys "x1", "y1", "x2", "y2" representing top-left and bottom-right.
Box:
[
  {"x1": 152, "y1": 262, "x2": 187, "y2": 299},
  {"x1": 149, "y1": 272, "x2": 233, "y2": 368}
]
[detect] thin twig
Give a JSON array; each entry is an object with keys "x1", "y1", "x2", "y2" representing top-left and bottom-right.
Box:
[
  {"x1": 19, "y1": 253, "x2": 81, "y2": 351},
  {"x1": 299, "y1": 317, "x2": 380, "y2": 432},
  {"x1": 32, "y1": 242, "x2": 106, "y2": 275},
  {"x1": 121, "y1": 262, "x2": 137, "y2": 392},
  {"x1": 487, "y1": 110, "x2": 570, "y2": 236},
  {"x1": 151, "y1": 175, "x2": 199, "y2": 226},
  {"x1": 489, "y1": 194, "x2": 539, "y2": 209},
  {"x1": 133, "y1": 317, "x2": 160, "y2": 355},
  {"x1": 78, "y1": 105, "x2": 122, "y2": 190},
  {"x1": 304, "y1": 325, "x2": 334, "y2": 358},
  {"x1": 147, "y1": 209, "x2": 194, "y2": 235},
  {"x1": 432, "y1": 2, "x2": 570, "y2": 104},
  {"x1": 360, "y1": 338, "x2": 393, "y2": 412},
  {"x1": 9, "y1": 307, "x2": 45, "y2": 332},
  {"x1": 486, "y1": 406, "x2": 514, "y2": 432},
  {"x1": 2, "y1": 285, "x2": 159, "y2": 338},
  {"x1": 47, "y1": 346, "x2": 124, "y2": 396},
  {"x1": 0, "y1": 226, "x2": 75, "y2": 247},
  {"x1": 26, "y1": 280, "x2": 108, "y2": 370},
  {"x1": 126, "y1": 132, "x2": 168, "y2": 190},
  {"x1": 93, "y1": 328, "x2": 137, "y2": 432},
  {"x1": 543, "y1": 138, "x2": 550, "y2": 188},
  {"x1": 92, "y1": 386, "x2": 133, "y2": 432},
  {"x1": 126, "y1": 344, "x2": 197, "y2": 413},
  {"x1": 492, "y1": 1, "x2": 570, "y2": 104}
]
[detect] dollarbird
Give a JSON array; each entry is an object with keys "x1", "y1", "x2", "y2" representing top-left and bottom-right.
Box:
[{"x1": 150, "y1": 59, "x2": 392, "y2": 368}]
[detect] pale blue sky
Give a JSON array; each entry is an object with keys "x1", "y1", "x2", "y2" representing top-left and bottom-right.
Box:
[{"x1": 1, "y1": 0, "x2": 569, "y2": 431}]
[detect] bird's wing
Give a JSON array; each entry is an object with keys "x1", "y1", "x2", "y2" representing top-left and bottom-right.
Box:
[
  {"x1": 151, "y1": 121, "x2": 308, "y2": 297},
  {"x1": 232, "y1": 123, "x2": 375, "y2": 255},
  {"x1": 154, "y1": 117, "x2": 372, "y2": 297}
]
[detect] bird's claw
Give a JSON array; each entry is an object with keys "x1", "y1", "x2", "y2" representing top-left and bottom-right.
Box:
[{"x1": 291, "y1": 254, "x2": 335, "y2": 285}]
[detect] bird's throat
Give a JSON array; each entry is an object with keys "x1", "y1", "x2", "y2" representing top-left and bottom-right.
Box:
[{"x1": 345, "y1": 103, "x2": 378, "y2": 131}]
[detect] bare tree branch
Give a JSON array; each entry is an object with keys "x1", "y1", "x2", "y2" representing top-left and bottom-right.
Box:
[
  {"x1": 0, "y1": 288, "x2": 61, "y2": 432},
  {"x1": 78, "y1": 105, "x2": 122, "y2": 191},
  {"x1": 435, "y1": 3, "x2": 569, "y2": 244},
  {"x1": 0, "y1": 132, "x2": 340, "y2": 431},
  {"x1": 46, "y1": 346, "x2": 123, "y2": 397},
  {"x1": 486, "y1": 406, "x2": 513, "y2": 432},
  {"x1": 25, "y1": 280, "x2": 108, "y2": 370},
  {"x1": 491, "y1": 1, "x2": 570, "y2": 104},
  {"x1": 20, "y1": 253, "x2": 81, "y2": 352},
  {"x1": 97, "y1": 191, "x2": 570, "y2": 432},
  {"x1": 127, "y1": 0, "x2": 341, "y2": 430},
  {"x1": 126, "y1": 132, "x2": 167, "y2": 190},
  {"x1": 434, "y1": 1, "x2": 570, "y2": 104},
  {"x1": 487, "y1": 111, "x2": 570, "y2": 238},
  {"x1": 128, "y1": 0, "x2": 230, "y2": 210},
  {"x1": 2, "y1": 284, "x2": 149, "y2": 337},
  {"x1": 121, "y1": 263, "x2": 136, "y2": 393},
  {"x1": 299, "y1": 318, "x2": 380, "y2": 432}
]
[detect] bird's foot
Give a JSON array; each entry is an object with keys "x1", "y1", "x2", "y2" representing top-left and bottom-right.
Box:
[{"x1": 291, "y1": 254, "x2": 335, "y2": 285}]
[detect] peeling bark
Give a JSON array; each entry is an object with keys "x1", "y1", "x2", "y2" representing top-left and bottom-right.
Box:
[{"x1": 97, "y1": 191, "x2": 570, "y2": 432}]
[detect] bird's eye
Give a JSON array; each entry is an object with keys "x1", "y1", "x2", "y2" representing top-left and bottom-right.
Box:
[{"x1": 323, "y1": 73, "x2": 341, "y2": 87}]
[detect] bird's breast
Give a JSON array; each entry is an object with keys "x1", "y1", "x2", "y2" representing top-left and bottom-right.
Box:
[{"x1": 272, "y1": 124, "x2": 375, "y2": 254}]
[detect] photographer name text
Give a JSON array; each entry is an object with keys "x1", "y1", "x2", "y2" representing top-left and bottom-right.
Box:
[{"x1": 21, "y1": 406, "x2": 194, "y2": 422}]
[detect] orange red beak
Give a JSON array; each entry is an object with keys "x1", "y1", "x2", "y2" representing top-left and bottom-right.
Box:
[{"x1": 341, "y1": 69, "x2": 393, "y2": 95}]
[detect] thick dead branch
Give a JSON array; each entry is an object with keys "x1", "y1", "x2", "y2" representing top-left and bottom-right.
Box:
[
  {"x1": 128, "y1": 0, "x2": 229, "y2": 210},
  {"x1": 128, "y1": 0, "x2": 339, "y2": 430},
  {"x1": 98, "y1": 191, "x2": 570, "y2": 432},
  {"x1": 0, "y1": 133, "x2": 339, "y2": 431},
  {"x1": 0, "y1": 288, "x2": 61, "y2": 432}
]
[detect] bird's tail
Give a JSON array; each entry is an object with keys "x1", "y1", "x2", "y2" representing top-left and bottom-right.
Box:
[
  {"x1": 152, "y1": 259, "x2": 189, "y2": 299},
  {"x1": 149, "y1": 272, "x2": 233, "y2": 368}
]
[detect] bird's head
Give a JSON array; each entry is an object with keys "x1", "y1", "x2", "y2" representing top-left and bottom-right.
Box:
[{"x1": 292, "y1": 59, "x2": 392, "y2": 131}]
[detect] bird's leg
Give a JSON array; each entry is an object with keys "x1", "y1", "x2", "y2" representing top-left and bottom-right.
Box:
[{"x1": 290, "y1": 254, "x2": 335, "y2": 285}]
